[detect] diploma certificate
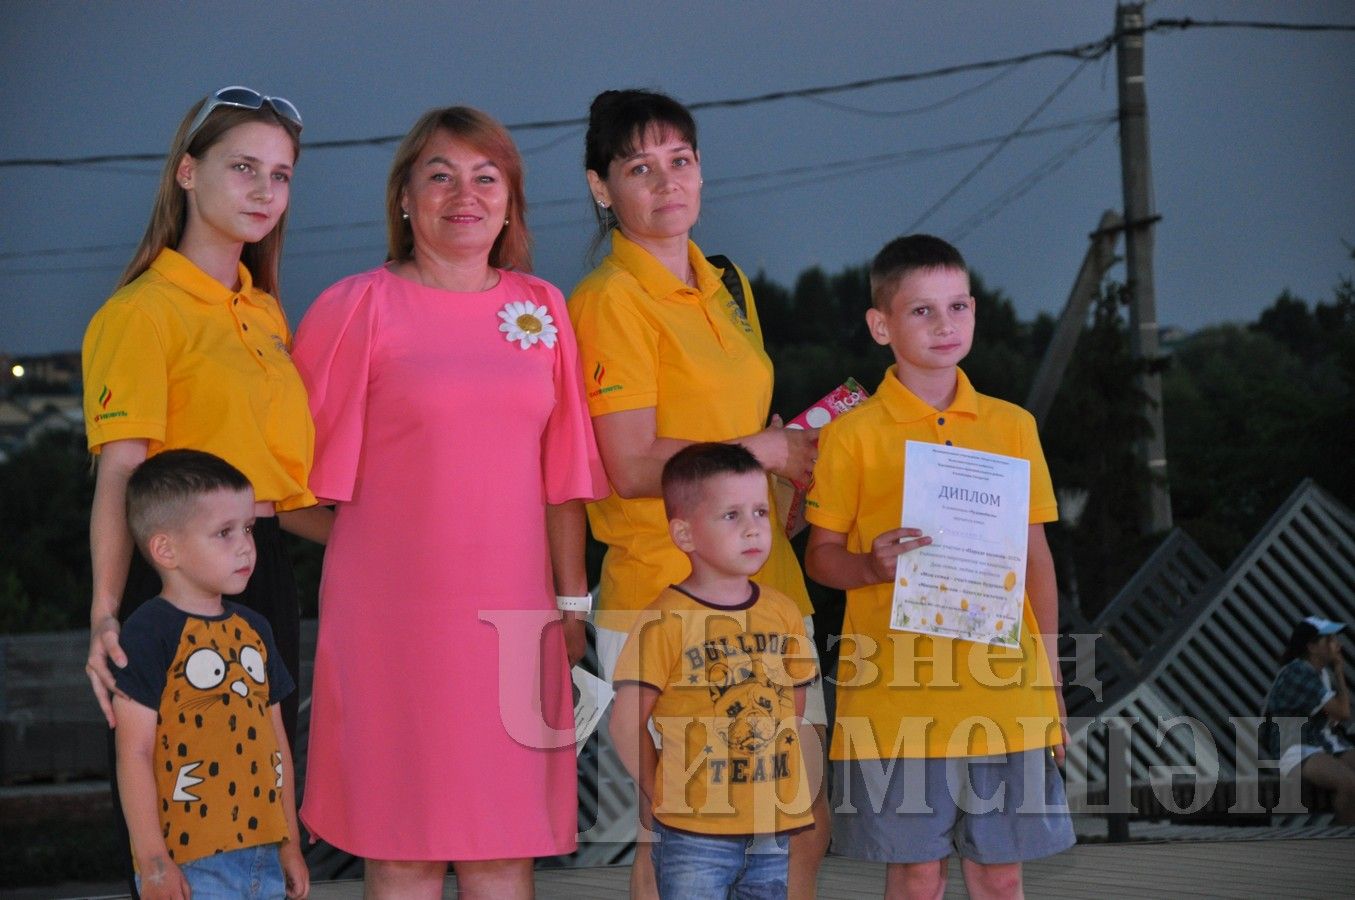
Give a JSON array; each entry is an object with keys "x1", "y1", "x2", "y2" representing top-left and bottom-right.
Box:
[{"x1": 890, "y1": 441, "x2": 1030, "y2": 646}]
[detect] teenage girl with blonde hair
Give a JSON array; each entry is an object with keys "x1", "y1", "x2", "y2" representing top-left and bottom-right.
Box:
[{"x1": 81, "y1": 86, "x2": 324, "y2": 896}]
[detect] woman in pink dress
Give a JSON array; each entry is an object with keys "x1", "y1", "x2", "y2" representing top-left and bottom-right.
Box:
[{"x1": 292, "y1": 106, "x2": 607, "y2": 898}]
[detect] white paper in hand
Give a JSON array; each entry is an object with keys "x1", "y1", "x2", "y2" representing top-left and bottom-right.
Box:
[{"x1": 890, "y1": 441, "x2": 1030, "y2": 646}]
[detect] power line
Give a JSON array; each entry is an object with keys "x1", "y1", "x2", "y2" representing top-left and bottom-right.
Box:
[
  {"x1": 0, "y1": 35, "x2": 1117, "y2": 171},
  {"x1": 0, "y1": 114, "x2": 1114, "y2": 271},
  {"x1": 703, "y1": 116, "x2": 1114, "y2": 205},
  {"x1": 4, "y1": 17, "x2": 1350, "y2": 280},
  {"x1": 532, "y1": 113, "x2": 1114, "y2": 208},
  {"x1": 0, "y1": 240, "x2": 133, "y2": 262},
  {"x1": 284, "y1": 243, "x2": 386, "y2": 261},
  {"x1": 0, "y1": 261, "x2": 126, "y2": 277},
  {"x1": 799, "y1": 65, "x2": 1020, "y2": 118},
  {"x1": 292, "y1": 220, "x2": 384, "y2": 235},
  {"x1": 516, "y1": 126, "x2": 586, "y2": 155},
  {"x1": 1143, "y1": 18, "x2": 1355, "y2": 35},
  {"x1": 0, "y1": 218, "x2": 388, "y2": 262},
  {"x1": 905, "y1": 57, "x2": 1095, "y2": 232},
  {"x1": 530, "y1": 116, "x2": 1116, "y2": 232},
  {"x1": 3, "y1": 17, "x2": 1350, "y2": 173},
  {"x1": 949, "y1": 119, "x2": 1116, "y2": 242}
]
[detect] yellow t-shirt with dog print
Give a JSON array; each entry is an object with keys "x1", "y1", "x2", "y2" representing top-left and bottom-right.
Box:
[{"x1": 614, "y1": 583, "x2": 816, "y2": 836}]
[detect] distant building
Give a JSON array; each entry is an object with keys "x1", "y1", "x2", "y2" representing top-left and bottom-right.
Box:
[
  {"x1": 0, "y1": 350, "x2": 83, "y2": 459},
  {"x1": 0, "y1": 351, "x2": 81, "y2": 396}
]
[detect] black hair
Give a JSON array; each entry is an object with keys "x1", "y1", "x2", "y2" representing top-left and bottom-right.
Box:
[
  {"x1": 869, "y1": 233, "x2": 968, "y2": 310},
  {"x1": 1279, "y1": 619, "x2": 1323, "y2": 665},
  {"x1": 125, "y1": 449, "x2": 252, "y2": 550},
  {"x1": 661, "y1": 442, "x2": 764, "y2": 520},
  {"x1": 584, "y1": 89, "x2": 698, "y2": 177},
  {"x1": 583, "y1": 89, "x2": 698, "y2": 259}
]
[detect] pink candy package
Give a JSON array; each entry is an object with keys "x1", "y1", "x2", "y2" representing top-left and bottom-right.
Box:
[{"x1": 773, "y1": 377, "x2": 870, "y2": 537}]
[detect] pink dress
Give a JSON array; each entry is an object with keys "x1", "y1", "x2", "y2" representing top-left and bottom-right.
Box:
[{"x1": 292, "y1": 266, "x2": 607, "y2": 860}]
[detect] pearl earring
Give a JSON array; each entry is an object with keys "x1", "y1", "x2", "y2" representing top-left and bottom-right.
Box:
[
  {"x1": 401, "y1": 211, "x2": 410, "y2": 220},
  {"x1": 596, "y1": 199, "x2": 609, "y2": 209}
]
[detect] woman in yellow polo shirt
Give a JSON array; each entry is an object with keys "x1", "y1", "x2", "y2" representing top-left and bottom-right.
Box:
[
  {"x1": 568, "y1": 88, "x2": 828, "y2": 899},
  {"x1": 81, "y1": 86, "x2": 320, "y2": 769}
]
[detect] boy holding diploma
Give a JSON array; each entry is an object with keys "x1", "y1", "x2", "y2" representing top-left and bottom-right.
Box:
[{"x1": 803, "y1": 235, "x2": 1073, "y2": 898}]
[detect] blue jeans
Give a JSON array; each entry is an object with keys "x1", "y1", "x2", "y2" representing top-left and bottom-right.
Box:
[
  {"x1": 137, "y1": 844, "x2": 284, "y2": 899},
  {"x1": 651, "y1": 818, "x2": 789, "y2": 899}
]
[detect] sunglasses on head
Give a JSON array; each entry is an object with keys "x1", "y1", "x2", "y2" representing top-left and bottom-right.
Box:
[{"x1": 185, "y1": 86, "x2": 303, "y2": 141}]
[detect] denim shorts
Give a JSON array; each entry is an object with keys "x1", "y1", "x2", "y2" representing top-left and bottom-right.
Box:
[
  {"x1": 651, "y1": 817, "x2": 790, "y2": 899},
  {"x1": 136, "y1": 843, "x2": 283, "y2": 899},
  {"x1": 831, "y1": 749, "x2": 1075, "y2": 864}
]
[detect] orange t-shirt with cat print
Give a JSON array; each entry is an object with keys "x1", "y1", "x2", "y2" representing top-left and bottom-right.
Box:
[{"x1": 114, "y1": 598, "x2": 294, "y2": 866}]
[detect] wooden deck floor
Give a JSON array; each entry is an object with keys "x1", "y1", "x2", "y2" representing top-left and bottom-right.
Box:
[
  {"x1": 289, "y1": 837, "x2": 1355, "y2": 899},
  {"x1": 30, "y1": 835, "x2": 1353, "y2": 899}
]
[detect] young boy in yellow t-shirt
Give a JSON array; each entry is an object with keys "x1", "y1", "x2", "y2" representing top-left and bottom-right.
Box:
[
  {"x1": 612, "y1": 443, "x2": 817, "y2": 899},
  {"x1": 804, "y1": 235, "x2": 1074, "y2": 898}
]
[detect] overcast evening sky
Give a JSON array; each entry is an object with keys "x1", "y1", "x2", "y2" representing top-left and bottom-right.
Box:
[{"x1": 1, "y1": 0, "x2": 1352, "y2": 356}]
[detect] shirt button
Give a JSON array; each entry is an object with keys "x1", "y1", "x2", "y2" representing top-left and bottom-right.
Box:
[
  {"x1": 241, "y1": 323, "x2": 249, "y2": 331},
  {"x1": 945, "y1": 440, "x2": 953, "y2": 446},
  {"x1": 937, "y1": 417, "x2": 946, "y2": 425},
  {"x1": 233, "y1": 298, "x2": 240, "y2": 305},
  {"x1": 256, "y1": 349, "x2": 263, "y2": 356}
]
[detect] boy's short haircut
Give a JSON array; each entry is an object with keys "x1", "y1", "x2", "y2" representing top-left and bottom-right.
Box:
[
  {"x1": 661, "y1": 442, "x2": 764, "y2": 520},
  {"x1": 125, "y1": 449, "x2": 252, "y2": 550},
  {"x1": 869, "y1": 233, "x2": 968, "y2": 310}
]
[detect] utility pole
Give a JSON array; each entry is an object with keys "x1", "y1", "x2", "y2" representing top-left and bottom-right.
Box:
[
  {"x1": 1116, "y1": 3, "x2": 1173, "y2": 533},
  {"x1": 1026, "y1": 210, "x2": 1122, "y2": 428}
]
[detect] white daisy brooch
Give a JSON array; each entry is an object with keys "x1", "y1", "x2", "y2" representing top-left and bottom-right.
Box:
[{"x1": 497, "y1": 300, "x2": 558, "y2": 349}]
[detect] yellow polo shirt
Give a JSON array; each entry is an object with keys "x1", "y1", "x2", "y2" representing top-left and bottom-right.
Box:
[
  {"x1": 805, "y1": 366, "x2": 1060, "y2": 759},
  {"x1": 569, "y1": 231, "x2": 811, "y2": 630},
  {"x1": 82, "y1": 249, "x2": 315, "y2": 510}
]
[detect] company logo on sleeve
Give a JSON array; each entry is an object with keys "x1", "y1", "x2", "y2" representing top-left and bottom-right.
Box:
[
  {"x1": 92, "y1": 384, "x2": 127, "y2": 423},
  {"x1": 588, "y1": 361, "x2": 622, "y2": 398}
]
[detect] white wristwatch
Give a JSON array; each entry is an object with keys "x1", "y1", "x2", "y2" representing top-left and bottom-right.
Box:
[{"x1": 555, "y1": 593, "x2": 593, "y2": 613}]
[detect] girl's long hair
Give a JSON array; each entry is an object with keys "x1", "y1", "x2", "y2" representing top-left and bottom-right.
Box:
[{"x1": 118, "y1": 99, "x2": 302, "y2": 296}]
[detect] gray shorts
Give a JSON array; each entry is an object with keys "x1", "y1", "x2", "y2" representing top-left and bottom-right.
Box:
[{"x1": 831, "y1": 749, "x2": 1075, "y2": 865}]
